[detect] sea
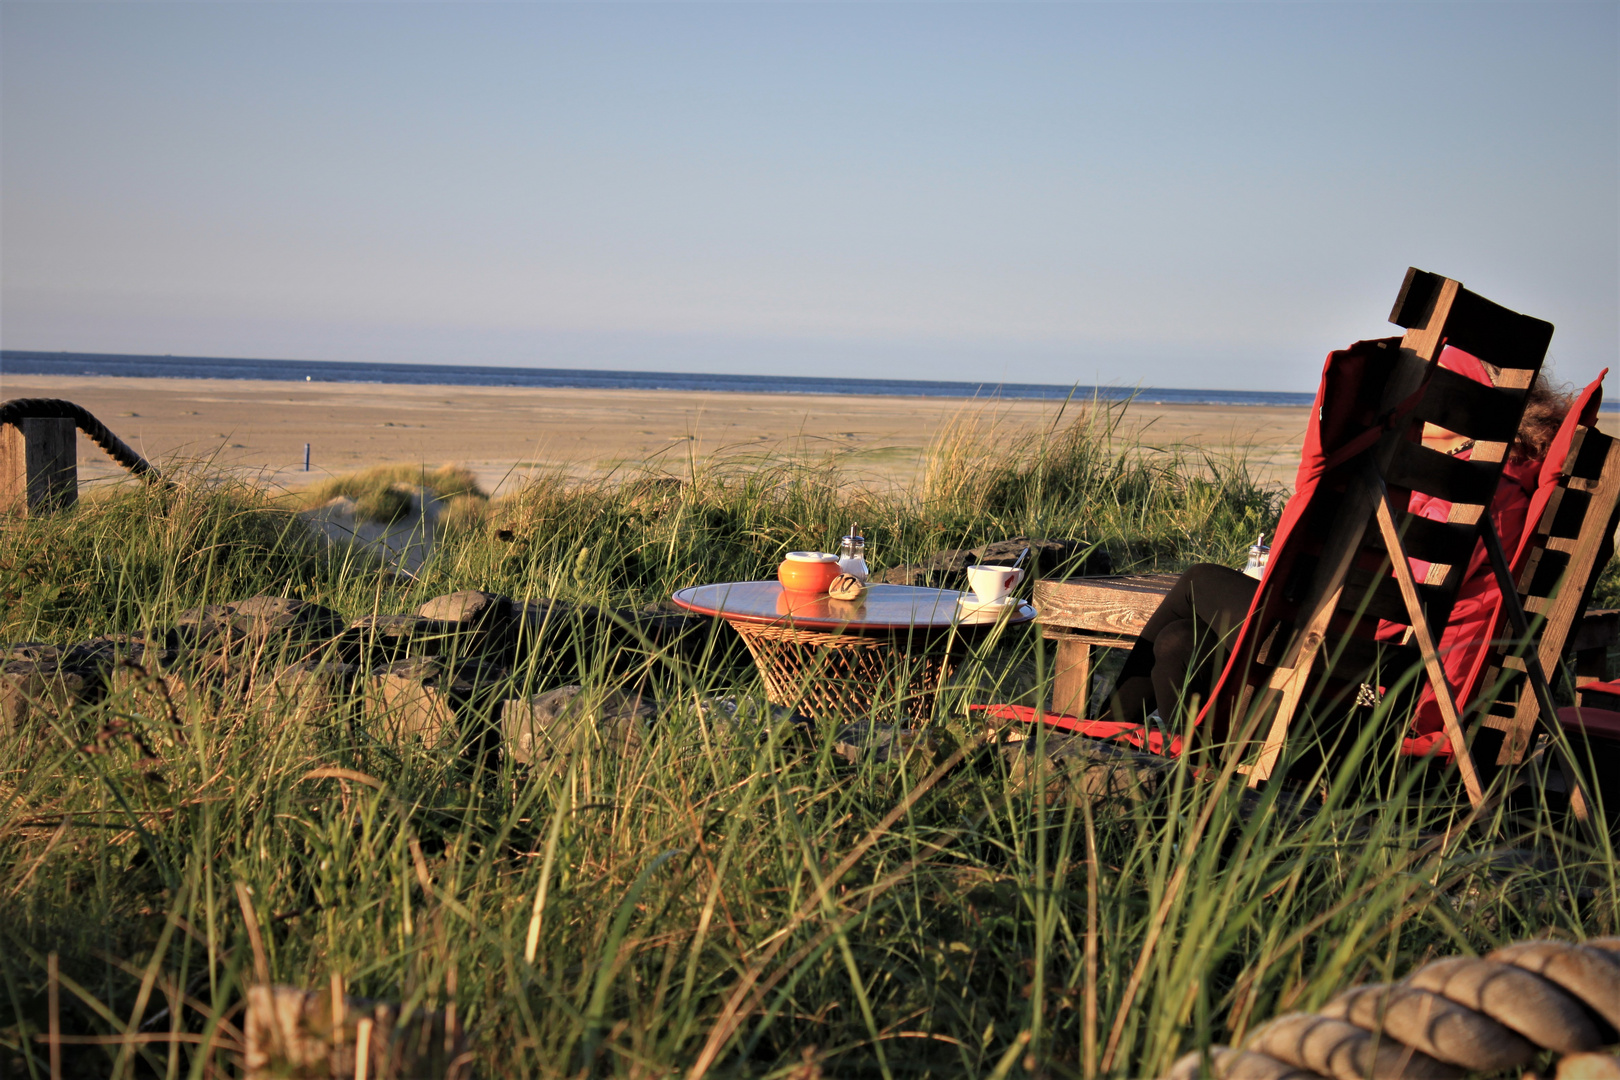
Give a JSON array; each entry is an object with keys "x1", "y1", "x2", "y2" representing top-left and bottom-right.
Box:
[{"x1": 2, "y1": 349, "x2": 1327, "y2": 407}]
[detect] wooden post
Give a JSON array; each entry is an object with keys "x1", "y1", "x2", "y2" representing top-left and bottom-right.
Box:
[
  {"x1": 1051, "y1": 638, "x2": 1092, "y2": 717},
  {"x1": 0, "y1": 417, "x2": 77, "y2": 516}
]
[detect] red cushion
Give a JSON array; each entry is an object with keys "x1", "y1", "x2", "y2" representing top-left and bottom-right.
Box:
[
  {"x1": 1580, "y1": 679, "x2": 1620, "y2": 698},
  {"x1": 1557, "y1": 705, "x2": 1620, "y2": 741}
]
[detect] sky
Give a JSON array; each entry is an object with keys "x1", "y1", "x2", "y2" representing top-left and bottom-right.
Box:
[{"x1": 1, "y1": 2, "x2": 1615, "y2": 392}]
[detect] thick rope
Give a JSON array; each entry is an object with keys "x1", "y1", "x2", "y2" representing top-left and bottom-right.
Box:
[
  {"x1": 0, "y1": 397, "x2": 164, "y2": 485},
  {"x1": 1166, "y1": 938, "x2": 1620, "y2": 1079}
]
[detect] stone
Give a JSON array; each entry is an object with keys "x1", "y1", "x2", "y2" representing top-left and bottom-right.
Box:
[
  {"x1": 695, "y1": 696, "x2": 814, "y2": 749},
  {"x1": 1000, "y1": 730, "x2": 1164, "y2": 803},
  {"x1": 244, "y1": 984, "x2": 467, "y2": 1080},
  {"x1": 416, "y1": 590, "x2": 516, "y2": 659},
  {"x1": 62, "y1": 634, "x2": 176, "y2": 676},
  {"x1": 0, "y1": 642, "x2": 60, "y2": 665},
  {"x1": 171, "y1": 604, "x2": 245, "y2": 649},
  {"x1": 632, "y1": 604, "x2": 710, "y2": 644},
  {"x1": 231, "y1": 595, "x2": 347, "y2": 642},
  {"x1": 362, "y1": 659, "x2": 466, "y2": 749},
  {"x1": 501, "y1": 685, "x2": 654, "y2": 767},
  {"x1": 343, "y1": 614, "x2": 453, "y2": 665},
  {"x1": 254, "y1": 662, "x2": 359, "y2": 727},
  {"x1": 0, "y1": 661, "x2": 89, "y2": 735},
  {"x1": 832, "y1": 721, "x2": 958, "y2": 769},
  {"x1": 515, "y1": 598, "x2": 574, "y2": 637},
  {"x1": 417, "y1": 589, "x2": 512, "y2": 627},
  {"x1": 107, "y1": 667, "x2": 203, "y2": 723}
]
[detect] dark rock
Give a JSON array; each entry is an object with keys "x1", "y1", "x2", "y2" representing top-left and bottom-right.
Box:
[
  {"x1": 875, "y1": 549, "x2": 976, "y2": 587},
  {"x1": 696, "y1": 696, "x2": 814, "y2": 747},
  {"x1": 832, "y1": 721, "x2": 958, "y2": 768},
  {"x1": 343, "y1": 614, "x2": 453, "y2": 665},
  {"x1": 231, "y1": 595, "x2": 346, "y2": 642},
  {"x1": 416, "y1": 590, "x2": 517, "y2": 660},
  {"x1": 1, "y1": 661, "x2": 90, "y2": 733},
  {"x1": 171, "y1": 605, "x2": 244, "y2": 649},
  {"x1": 62, "y1": 634, "x2": 176, "y2": 675},
  {"x1": 0, "y1": 643, "x2": 60, "y2": 665},
  {"x1": 501, "y1": 685, "x2": 654, "y2": 767},
  {"x1": 628, "y1": 605, "x2": 710, "y2": 647},
  {"x1": 877, "y1": 537, "x2": 1110, "y2": 587},
  {"x1": 1000, "y1": 730, "x2": 1165, "y2": 802},
  {"x1": 969, "y1": 537, "x2": 1111, "y2": 578}
]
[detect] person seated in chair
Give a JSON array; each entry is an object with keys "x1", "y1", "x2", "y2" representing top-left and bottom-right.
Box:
[{"x1": 1102, "y1": 348, "x2": 1571, "y2": 734}]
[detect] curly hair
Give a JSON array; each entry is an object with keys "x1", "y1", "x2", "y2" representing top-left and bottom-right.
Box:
[{"x1": 1512, "y1": 374, "x2": 1574, "y2": 463}]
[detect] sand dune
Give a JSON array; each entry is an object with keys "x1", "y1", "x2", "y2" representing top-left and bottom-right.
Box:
[{"x1": 1, "y1": 374, "x2": 1310, "y2": 497}]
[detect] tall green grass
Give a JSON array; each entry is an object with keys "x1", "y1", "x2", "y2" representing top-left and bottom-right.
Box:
[{"x1": 1, "y1": 399, "x2": 1613, "y2": 1078}]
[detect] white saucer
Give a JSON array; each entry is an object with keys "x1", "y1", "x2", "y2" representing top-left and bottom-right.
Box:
[{"x1": 957, "y1": 595, "x2": 1020, "y2": 615}]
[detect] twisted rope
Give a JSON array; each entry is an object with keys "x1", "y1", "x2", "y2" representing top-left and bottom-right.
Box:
[
  {"x1": 1166, "y1": 938, "x2": 1620, "y2": 1079},
  {"x1": 0, "y1": 397, "x2": 164, "y2": 485}
]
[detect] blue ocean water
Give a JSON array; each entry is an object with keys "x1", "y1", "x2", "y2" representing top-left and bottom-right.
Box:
[{"x1": 1, "y1": 350, "x2": 1322, "y2": 407}]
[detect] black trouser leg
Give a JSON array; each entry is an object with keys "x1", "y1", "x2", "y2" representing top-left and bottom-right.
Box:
[{"x1": 1106, "y1": 563, "x2": 1258, "y2": 723}]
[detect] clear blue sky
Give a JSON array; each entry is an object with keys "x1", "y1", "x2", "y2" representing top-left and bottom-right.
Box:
[{"x1": 2, "y1": 2, "x2": 1614, "y2": 391}]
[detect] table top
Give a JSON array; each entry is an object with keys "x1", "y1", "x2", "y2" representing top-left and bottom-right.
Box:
[
  {"x1": 672, "y1": 581, "x2": 1036, "y2": 635},
  {"x1": 1032, "y1": 573, "x2": 1177, "y2": 637}
]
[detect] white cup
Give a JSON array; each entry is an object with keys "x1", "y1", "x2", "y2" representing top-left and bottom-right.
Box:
[{"x1": 965, "y1": 564, "x2": 1023, "y2": 604}]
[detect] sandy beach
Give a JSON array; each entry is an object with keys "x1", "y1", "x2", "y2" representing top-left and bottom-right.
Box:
[{"x1": 2, "y1": 374, "x2": 1310, "y2": 497}]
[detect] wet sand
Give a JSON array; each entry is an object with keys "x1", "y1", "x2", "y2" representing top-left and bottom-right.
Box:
[{"x1": 2, "y1": 374, "x2": 1310, "y2": 497}]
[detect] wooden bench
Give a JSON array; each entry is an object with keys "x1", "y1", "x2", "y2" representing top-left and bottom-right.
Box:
[
  {"x1": 1034, "y1": 572, "x2": 1618, "y2": 719},
  {"x1": 1033, "y1": 574, "x2": 1175, "y2": 716}
]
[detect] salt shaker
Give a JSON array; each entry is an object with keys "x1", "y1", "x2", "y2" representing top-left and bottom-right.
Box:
[
  {"x1": 838, "y1": 524, "x2": 869, "y2": 581},
  {"x1": 1243, "y1": 532, "x2": 1270, "y2": 580}
]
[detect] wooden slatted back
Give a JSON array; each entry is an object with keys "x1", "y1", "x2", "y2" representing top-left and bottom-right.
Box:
[{"x1": 1470, "y1": 389, "x2": 1620, "y2": 766}]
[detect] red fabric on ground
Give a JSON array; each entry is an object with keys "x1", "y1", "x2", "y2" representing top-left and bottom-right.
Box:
[{"x1": 968, "y1": 704, "x2": 1174, "y2": 755}]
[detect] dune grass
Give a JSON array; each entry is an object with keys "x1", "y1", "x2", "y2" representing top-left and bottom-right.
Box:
[
  {"x1": 1, "y1": 397, "x2": 1613, "y2": 1078},
  {"x1": 298, "y1": 463, "x2": 488, "y2": 527}
]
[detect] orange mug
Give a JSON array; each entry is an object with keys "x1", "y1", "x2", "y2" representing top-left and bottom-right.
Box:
[{"x1": 778, "y1": 552, "x2": 842, "y2": 594}]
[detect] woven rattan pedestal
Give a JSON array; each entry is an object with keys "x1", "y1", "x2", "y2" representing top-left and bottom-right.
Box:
[{"x1": 672, "y1": 581, "x2": 1036, "y2": 723}]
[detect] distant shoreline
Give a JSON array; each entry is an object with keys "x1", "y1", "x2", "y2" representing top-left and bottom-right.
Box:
[{"x1": 1, "y1": 348, "x2": 1326, "y2": 409}]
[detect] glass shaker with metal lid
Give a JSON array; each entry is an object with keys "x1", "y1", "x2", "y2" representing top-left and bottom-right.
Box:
[{"x1": 837, "y1": 524, "x2": 869, "y2": 581}]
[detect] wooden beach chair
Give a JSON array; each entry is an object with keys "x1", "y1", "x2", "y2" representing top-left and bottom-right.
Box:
[
  {"x1": 1193, "y1": 269, "x2": 1566, "y2": 809},
  {"x1": 984, "y1": 269, "x2": 1600, "y2": 816},
  {"x1": 1447, "y1": 370, "x2": 1620, "y2": 775}
]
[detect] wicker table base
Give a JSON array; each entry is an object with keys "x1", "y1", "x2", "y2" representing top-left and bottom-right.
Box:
[{"x1": 729, "y1": 622, "x2": 959, "y2": 722}]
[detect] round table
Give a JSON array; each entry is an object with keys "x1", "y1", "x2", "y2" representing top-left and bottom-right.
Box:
[{"x1": 672, "y1": 581, "x2": 1035, "y2": 722}]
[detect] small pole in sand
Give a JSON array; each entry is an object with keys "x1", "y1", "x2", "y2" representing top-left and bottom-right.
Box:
[{"x1": 304, "y1": 443, "x2": 311, "y2": 472}]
